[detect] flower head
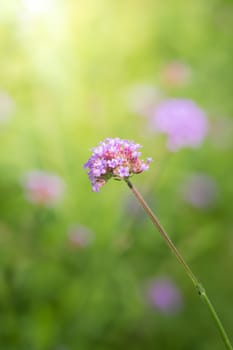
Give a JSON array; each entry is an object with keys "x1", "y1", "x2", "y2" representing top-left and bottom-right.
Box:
[
  {"x1": 151, "y1": 99, "x2": 208, "y2": 151},
  {"x1": 22, "y1": 170, "x2": 65, "y2": 206},
  {"x1": 146, "y1": 277, "x2": 183, "y2": 314},
  {"x1": 84, "y1": 138, "x2": 152, "y2": 192}
]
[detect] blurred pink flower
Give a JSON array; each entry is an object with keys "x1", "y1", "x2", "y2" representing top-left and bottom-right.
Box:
[
  {"x1": 151, "y1": 99, "x2": 208, "y2": 151},
  {"x1": 23, "y1": 170, "x2": 65, "y2": 206},
  {"x1": 126, "y1": 84, "x2": 161, "y2": 117},
  {"x1": 180, "y1": 174, "x2": 219, "y2": 209},
  {"x1": 68, "y1": 225, "x2": 94, "y2": 248},
  {"x1": 146, "y1": 277, "x2": 183, "y2": 314},
  {"x1": 160, "y1": 61, "x2": 191, "y2": 87},
  {"x1": 0, "y1": 91, "x2": 15, "y2": 123}
]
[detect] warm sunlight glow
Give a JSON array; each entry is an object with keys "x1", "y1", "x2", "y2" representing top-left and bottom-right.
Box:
[{"x1": 22, "y1": 0, "x2": 56, "y2": 15}]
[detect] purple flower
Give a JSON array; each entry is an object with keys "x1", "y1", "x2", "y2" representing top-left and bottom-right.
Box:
[
  {"x1": 151, "y1": 99, "x2": 208, "y2": 151},
  {"x1": 22, "y1": 170, "x2": 65, "y2": 206},
  {"x1": 146, "y1": 277, "x2": 183, "y2": 314},
  {"x1": 180, "y1": 173, "x2": 219, "y2": 209},
  {"x1": 118, "y1": 166, "x2": 130, "y2": 177},
  {"x1": 84, "y1": 138, "x2": 152, "y2": 192},
  {"x1": 68, "y1": 225, "x2": 94, "y2": 248}
]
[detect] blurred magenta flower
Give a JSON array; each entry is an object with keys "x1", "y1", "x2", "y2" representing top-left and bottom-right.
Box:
[
  {"x1": 68, "y1": 225, "x2": 94, "y2": 248},
  {"x1": 0, "y1": 91, "x2": 15, "y2": 124},
  {"x1": 84, "y1": 138, "x2": 152, "y2": 192},
  {"x1": 180, "y1": 173, "x2": 219, "y2": 209},
  {"x1": 146, "y1": 277, "x2": 183, "y2": 314},
  {"x1": 151, "y1": 99, "x2": 208, "y2": 151},
  {"x1": 160, "y1": 61, "x2": 191, "y2": 87},
  {"x1": 23, "y1": 170, "x2": 65, "y2": 206},
  {"x1": 126, "y1": 84, "x2": 161, "y2": 117}
]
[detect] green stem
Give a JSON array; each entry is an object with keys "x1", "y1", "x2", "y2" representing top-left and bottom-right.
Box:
[{"x1": 125, "y1": 178, "x2": 232, "y2": 350}]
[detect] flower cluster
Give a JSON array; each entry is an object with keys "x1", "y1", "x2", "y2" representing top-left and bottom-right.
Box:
[
  {"x1": 84, "y1": 138, "x2": 152, "y2": 192},
  {"x1": 151, "y1": 99, "x2": 208, "y2": 151}
]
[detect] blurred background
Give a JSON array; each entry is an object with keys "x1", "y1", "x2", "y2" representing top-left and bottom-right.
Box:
[{"x1": 0, "y1": 0, "x2": 233, "y2": 349}]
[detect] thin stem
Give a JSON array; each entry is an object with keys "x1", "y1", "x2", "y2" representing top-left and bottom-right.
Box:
[
  {"x1": 125, "y1": 178, "x2": 232, "y2": 350},
  {"x1": 125, "y1": 178, "x2": 199, "y2": 289},
  {"x1": 201, "y1": 292, "x2": 233, "y2": 350}
]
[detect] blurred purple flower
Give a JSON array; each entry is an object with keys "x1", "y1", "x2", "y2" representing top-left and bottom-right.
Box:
[
  {"x1": 180, "y1": 173, "x2": 219, "y2": 209},
  {"x1": 151, "y1": 99, "x2": 208, "y2": 151},
  {"x1": 84, "y1": 138, "x2": 152, "y2": 192},
  {"x1": 68, "y1": 225, "x2": 94, "y2": 248},
  {"x1": 126, "y1": 84, "x2": 161, "y2": 117},
  {"x1": 23, "y1": 170, "x2": 65, "y2": 206},
  {"x1": 0, "y1": 91, "x2": 15, "y2": 123},
  {"x1": 146, "y1": 277, "x2": 183, "y2": 314},
  {"x1": 160, "y1": 61, "x2": 192, "y2": 87}
]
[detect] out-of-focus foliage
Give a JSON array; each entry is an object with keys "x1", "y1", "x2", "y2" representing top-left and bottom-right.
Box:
[{"x1": 0, "y1": 1, "x2": 233, "y2": 349}]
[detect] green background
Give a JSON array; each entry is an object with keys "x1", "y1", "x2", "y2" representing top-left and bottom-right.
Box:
[{"x1": 0, "y1": 1, "x2": 233, "y2": 349}]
